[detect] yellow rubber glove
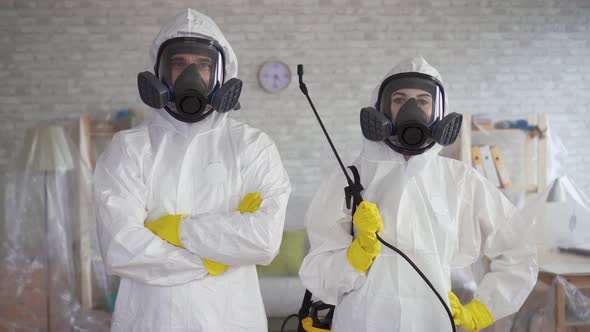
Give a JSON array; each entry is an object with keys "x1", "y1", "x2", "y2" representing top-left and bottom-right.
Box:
[
  {"x1": 352, "y1": 201, "x2": 384, "y2": 235},
  {"x1": 144, "y1": 214, "x2": 185, "y2": 248},
  {"x1": 346, "y1": 201, "x2": 384, "y2": 272},
  {"x1": 448, "y1": 291, "x2": 494, "y2": 332},
  {"x1": 237, "y1": 192, "x2": 262, "y2": 213},
  {"x1": 202, "y1": 258, "x2": 229, "y2": 276}
]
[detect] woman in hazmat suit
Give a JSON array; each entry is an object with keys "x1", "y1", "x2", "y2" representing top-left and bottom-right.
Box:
[
  {"x1": 94, "y1": 9, "x2": 291, "y2": 332},
  {"x1": 299, "y1": 56, "x2": 537, "y2": 332}
]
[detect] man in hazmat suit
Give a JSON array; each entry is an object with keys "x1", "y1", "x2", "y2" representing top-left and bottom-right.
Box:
[
  {"x1": 94, "y1": 9, "x2": 291, "y2": 331},
  {"x1": 299, "y1": 56, "x2": 537, "y2": 332}
]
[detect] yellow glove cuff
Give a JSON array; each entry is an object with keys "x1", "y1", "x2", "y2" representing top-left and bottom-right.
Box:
[
  {"x1": 465, "y1": 299, "x2": 494, "y2": 331},
  {"x1": 144, "y1": 214, "x2": 185, "y2": 248},
  {"x1": 237, "y1": 192, "x2": 262, "y2": 214},
  {"x1": 347, "y1": 237, "x2": 379, "y2": 272}
]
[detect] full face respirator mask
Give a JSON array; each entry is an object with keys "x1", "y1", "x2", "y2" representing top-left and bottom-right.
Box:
[
  {"x1": 137, "y1": 36, "x2": 242, "y2": 123},
  {"x1": 360, "y1": 72, "x2": 462, "y2": 155}
]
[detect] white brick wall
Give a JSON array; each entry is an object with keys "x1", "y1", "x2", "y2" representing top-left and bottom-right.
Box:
[{"x1": 1, "y1": 0, "x2": 589, "y2": 228}]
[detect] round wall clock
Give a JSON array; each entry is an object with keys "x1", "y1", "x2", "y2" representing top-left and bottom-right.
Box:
[{"x1": 257, "y1": 60, "x2": 291, "y2": 93}]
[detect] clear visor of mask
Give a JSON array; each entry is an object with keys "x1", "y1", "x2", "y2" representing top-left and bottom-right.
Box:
[
  {"x1": 156, "y1": 37, "x2": 225, "y2": 96},
  {"x1": 378, "y1": 75, "x2": 445, "y2": 127},
  {"x1": 377, "y1": 73, "x2": 446, "y2": 152}
]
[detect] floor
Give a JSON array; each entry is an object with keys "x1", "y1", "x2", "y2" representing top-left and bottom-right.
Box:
[{"x1": 268, "y1": 317, "x2": 299, "y2": 332}]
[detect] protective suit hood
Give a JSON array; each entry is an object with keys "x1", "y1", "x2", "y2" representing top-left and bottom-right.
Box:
[
  {"x1": 146, "y1": 9, "x2": 238, "y2": 136},
  {"x1": 148, "y1": 8, "x2": 238, "y2": 81},
  {"x1": 361, "y1": 56, "x2": 460, "y2": 155},
  {"x1": 368, "y1": 56, "x2": 447, "y2": 113},
  {"x1": 361, "y1": 56, "x2": 445, "y2": 173}
]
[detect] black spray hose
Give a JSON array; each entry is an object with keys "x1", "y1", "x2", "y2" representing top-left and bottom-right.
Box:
[
  {"x1": 376, "y1": 233, "x2": 456, "y2": 332},
  {"x1": 281, "y1": 314, "x2": 300, "y2": 332},
  {"x1": 297, "y1": 64, "x2": 456, "y2": 332}
]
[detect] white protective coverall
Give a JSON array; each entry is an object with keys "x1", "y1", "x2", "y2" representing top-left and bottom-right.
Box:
[
  {"x1": 299, "y1": 57, "x2": 538, "y2": 332},
  {"x1": 94, "y1": 9, "x2": 291, "y2": 332}
]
